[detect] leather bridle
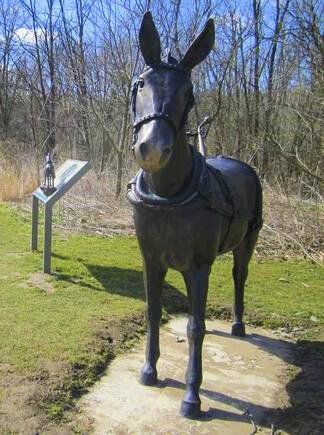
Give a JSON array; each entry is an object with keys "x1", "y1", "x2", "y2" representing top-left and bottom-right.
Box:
[{"x1": 131, "y1": 63, "x2": 195, "y2": 144}]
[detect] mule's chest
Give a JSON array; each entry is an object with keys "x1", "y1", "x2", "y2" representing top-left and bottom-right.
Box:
[{"x1": 133, "y1": 206, "x2": 226, "y2": 271}]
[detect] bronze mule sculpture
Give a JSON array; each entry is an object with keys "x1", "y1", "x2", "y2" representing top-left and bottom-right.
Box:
[{"x1": 127, "y1": 12, "x2": 263, "y2": 419}]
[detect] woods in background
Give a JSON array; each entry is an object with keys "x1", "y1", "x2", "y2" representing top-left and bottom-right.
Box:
[{"x1": 0, "y1": 0, "x2": 322, "y2": 197}]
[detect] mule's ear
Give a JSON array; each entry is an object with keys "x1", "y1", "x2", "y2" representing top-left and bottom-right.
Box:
[
  {"x1": 179, "y1": 18, "x2": 215, "y2": 70},
  {"x1": 139, "y1": 11, "x2": 161, "y2": 65}
]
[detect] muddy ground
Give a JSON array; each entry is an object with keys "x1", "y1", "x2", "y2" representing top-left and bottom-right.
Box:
[{"x1": 0, "y1": 316, "x2": 323, "y2": 434}]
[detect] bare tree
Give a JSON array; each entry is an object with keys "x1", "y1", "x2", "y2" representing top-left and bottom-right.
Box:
[
  {"x1": 261, "y1": 0, "x2": 291, "y2": 178},
  {"x1": 58, "y1": 0, "x2": 93, "y2": 160},
  {"x1": 0, "y1": 0, "x2": 321, "y2": 196},
  {"x1": 0, "y1": 0, "x2": 22, "y2": 138},
  {"x1": 18, "y1": 0, "x2": 59, "y2": 155}
]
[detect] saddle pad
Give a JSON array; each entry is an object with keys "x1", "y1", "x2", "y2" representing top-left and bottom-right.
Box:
[{"x1": 204, "y1": 155, "x2": 255, "y2": 219}]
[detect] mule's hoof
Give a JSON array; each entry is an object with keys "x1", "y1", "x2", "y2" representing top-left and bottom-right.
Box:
[
  {"x1": 140, "y1": 364, "x2": 158, "y2": 386},
  {"x1": 180, "y1": 400, "x2": 201, "y2": 419},
  {"x1": 232, "y1": 322, "x2": 246, "y2": 337}
]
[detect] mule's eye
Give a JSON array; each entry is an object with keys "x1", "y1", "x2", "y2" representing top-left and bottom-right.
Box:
[{"x1": 138, "y1": 79, "x2": 145, "y2": 89}]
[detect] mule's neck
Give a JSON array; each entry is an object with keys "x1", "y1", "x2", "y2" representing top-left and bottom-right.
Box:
[{"x1": 143, "y1": 129, "x2": 193, "y2": 197}]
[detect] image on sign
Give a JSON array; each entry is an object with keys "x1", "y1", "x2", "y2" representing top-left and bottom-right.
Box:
[{"x1": 56, "y1": 163, "x2": 78, "y2": 190}]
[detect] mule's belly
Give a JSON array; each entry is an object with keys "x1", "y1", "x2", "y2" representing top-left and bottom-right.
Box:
[{"x1": 133, "y1": 206, "x2": 248, "y2": 271}]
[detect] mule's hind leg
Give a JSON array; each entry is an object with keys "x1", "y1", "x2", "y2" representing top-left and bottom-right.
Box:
[
  {"x1": 140, "y1": 259, "x2": 167, "y2": 386},
  {"x1": 232, "y1": 230, "x2": 259, "y2": 337},
  {"x1": 180, "y1": 264, "x2": 210, "y2": 418}
]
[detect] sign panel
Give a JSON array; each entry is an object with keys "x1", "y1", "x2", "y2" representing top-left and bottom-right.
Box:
[
  {"x1": 31, "y1": 159, "x2": 91, "y2": 273},
  {"x1": 33, "y1": 159, "x2": 91, "y2": 206}
]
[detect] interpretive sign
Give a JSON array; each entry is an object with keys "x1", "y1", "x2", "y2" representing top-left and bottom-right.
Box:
[{"x1": 31, "y1": 159, "x2": 91, "y2": 273}]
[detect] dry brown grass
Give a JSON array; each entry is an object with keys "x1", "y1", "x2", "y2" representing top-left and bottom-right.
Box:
[
  {"x1": 56, "y1": 169, "x2": 134, "y2": 235},
  {"x1": 258, "y1": 184, "x2": 324, "y2": 262},
  {"x1": 0, "y1": 166, "x2": 38, "y2": 201},
  {"x1": 0, "y1": 146, "x2": 38, "y2": 201},
  {"x1": 12, "y1": 164, "x2": 324, "y2": 262}
]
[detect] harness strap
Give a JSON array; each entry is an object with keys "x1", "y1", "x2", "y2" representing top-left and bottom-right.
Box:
[
  {"x1": 129, "y1": 146, "x2": 204, "y2": 207},
  {"x1": 133, "y1": 112, "x2": 178, "y2": 135},
  {"x1": 131, "y1": 64, "x2": 195, "y2": 140}
]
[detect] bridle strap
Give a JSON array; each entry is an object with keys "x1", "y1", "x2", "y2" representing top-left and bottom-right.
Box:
[
  {"x1": 133, "y1": 112, "x2": 178, "y2": 135},
  {"x1": 131, "y1": 65, "x2": 194, "y2": 139}
]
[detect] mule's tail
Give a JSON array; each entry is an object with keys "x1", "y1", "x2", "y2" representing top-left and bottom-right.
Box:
[{"x1": 252, "y1": 172, "x2": 263, "y2": 232}]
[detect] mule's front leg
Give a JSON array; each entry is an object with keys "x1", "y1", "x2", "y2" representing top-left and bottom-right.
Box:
[
  {"x1": 181, "y1": 265, "x2": 210, "y2": 418},
  {"x1": 140, "y1": 259, "x2": 167, "y2": 386}
]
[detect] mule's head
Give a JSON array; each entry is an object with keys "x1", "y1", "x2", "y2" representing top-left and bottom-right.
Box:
[{"x1": 132, "y1": 12, "x2": 215, "y2": 173}]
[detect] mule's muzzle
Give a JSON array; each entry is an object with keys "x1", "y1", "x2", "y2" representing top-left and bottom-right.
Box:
[
  {"x1": 140, "y1": 142, "x2": 171, "y2": 166},
  {"x1": 133, "y1": 120, "x2": 174, "y2": 173},
  {"x1": 134, "y1": 141, "x2": 172, "y2": 173}
]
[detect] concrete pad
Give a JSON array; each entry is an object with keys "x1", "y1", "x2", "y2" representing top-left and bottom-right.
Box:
[{"x1": 80, "y1": 317, "x2": 292, "y2": 434}]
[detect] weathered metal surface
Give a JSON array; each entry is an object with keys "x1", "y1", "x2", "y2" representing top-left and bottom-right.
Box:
[{"x1": 127, "y1": 11, "x2": 263, "y2": 419}]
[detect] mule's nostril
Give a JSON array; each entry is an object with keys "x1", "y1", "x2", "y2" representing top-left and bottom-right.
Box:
[
  {"x1": 164, "y1": 147, "x2": 171, "y2": 155},
  {"x1": 162, "y1": 147, "x2": 172, "y2": 159},
  {"x1": 139, "y1": 142, "x2": 149, "y2": 158}
]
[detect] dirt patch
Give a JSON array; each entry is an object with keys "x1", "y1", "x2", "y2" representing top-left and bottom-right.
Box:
[
  {"x1": 0, "y1": 313, "x2": 146, "y2": 434},
  {"x1": 0, "y1": 369, "x2": 51, "y2": 433},
  {"x1": 1, "y1": 309, "x2": 323, "y2": 434},
  {"x1": 28, "y1": 272, "x2": 55, "y2": 294},
  {"x1": 0, "y1": 362, "x2": 84, "y2": 434}
]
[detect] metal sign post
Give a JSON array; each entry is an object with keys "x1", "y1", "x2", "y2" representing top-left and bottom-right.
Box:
[{"x1": 31, "y1": 159, "x2": 91, "y2": 274}]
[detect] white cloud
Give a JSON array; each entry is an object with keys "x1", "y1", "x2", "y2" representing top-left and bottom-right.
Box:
[
  {"x1": 14, "y1": 27, "x2": 43, "y2": 44},
  {"x1": 218, "y1": 12, "x2": 245, "y2": 27}
]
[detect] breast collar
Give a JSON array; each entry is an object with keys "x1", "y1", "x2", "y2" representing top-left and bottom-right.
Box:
[{"x1": 127, "y1": 146, "x2": 205, "y2": 209}]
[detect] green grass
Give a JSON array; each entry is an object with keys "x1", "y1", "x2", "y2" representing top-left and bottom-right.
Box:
[
  {"x1": 0, "y1": 202, "x2": 323, "y2": 421},
  {"x1": 168, "y1": 258, "x2": 323, "y2": 331},
  {"x1": 0, "y1": 204, "x2": 144, "y2": 372}
]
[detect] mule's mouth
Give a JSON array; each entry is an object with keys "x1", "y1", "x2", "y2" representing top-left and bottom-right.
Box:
[{"x1": 133, "y1": 143, "x2": 172, "y2": 173}]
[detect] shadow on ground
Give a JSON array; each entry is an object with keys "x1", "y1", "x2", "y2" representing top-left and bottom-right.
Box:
[
  {"x1": 56, "y1": 260, "x2": 324, "y2": 434},
  {"x1": 53, "y1": 258, "x2": 188, "y2": 314},
  {"x1": 270, "y1": 338, "x2": 324, "y2": 434},
  {"x1": 158, "y1": 332, "x2": 324, "y2": 433},
  {"x1": 85, "y1": 264, "x2": 188, "y2": 314}
]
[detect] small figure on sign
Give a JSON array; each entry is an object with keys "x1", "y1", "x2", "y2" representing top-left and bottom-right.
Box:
[{"x1": 41, "y1": 152, "x2": 56, "y2": 196}]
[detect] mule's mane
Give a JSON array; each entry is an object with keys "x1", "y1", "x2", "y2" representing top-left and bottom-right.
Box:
[
  {"x1": 140, "y1": 49, "x2": 191, "y2": 75},
  {"x1": 141, "y1": 61, "x2": 190, "y2": 76}
]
